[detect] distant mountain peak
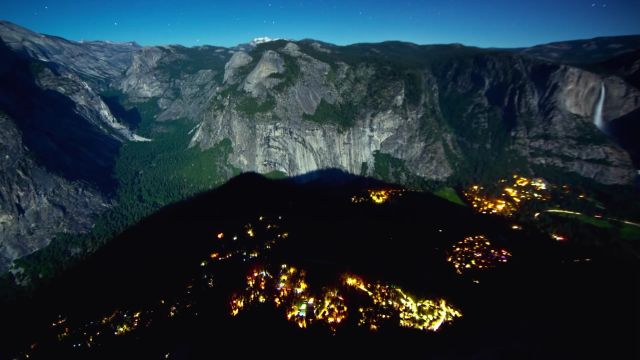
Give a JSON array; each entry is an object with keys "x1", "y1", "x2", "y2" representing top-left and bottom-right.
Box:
[{"x1": 250, "y1": 36, "x2": 281, "y2": 46}]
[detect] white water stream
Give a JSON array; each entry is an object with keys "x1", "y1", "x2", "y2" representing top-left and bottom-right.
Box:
[{"x1": 594, "y1": 83, "x2": 606, "y2": 131}]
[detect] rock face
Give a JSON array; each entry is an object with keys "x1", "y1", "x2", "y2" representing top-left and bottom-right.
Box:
[
  {"x1": 191, "y1": 43, "x2": 639, "y2": 185},
  {"x1": 241, "y1": 50, "x2": 285, "y2": 97},
  {"x1": 120, "y1": 47, "x2": 166, "y2": 99},
  {"x1": 0, "y1": 20, "x2": 639, "y2": 272},
  {"x1": 224, "y1": 51, "x2": 253, "y2": 84},
  {"x1": 0, "y1": 22, "x2": 145, "y2": 271},
  {"x1": 0, "y1": 112, "x2": 110, "y2": 272},
  {"x1": 0, "y1": 20, "x2": 139, "y2": 88}
]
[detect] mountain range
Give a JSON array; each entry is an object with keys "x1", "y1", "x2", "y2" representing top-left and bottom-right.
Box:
[{"x1": 0, "y1": 20, "x2": 639, "y2": 284}]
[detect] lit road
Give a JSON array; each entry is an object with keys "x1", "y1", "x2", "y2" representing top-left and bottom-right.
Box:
[{"x1": 536, "y1": 209, "x2": 640, "y2": 228}]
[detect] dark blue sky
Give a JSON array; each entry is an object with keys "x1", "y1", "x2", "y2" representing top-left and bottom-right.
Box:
[{"x1": 2, "y1": 0, "x2": 639, "y2": 48}]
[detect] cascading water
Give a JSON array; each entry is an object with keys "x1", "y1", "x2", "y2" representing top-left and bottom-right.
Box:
[{"x1": 594, "y1": 83, "x2": 606, "y2": 131}]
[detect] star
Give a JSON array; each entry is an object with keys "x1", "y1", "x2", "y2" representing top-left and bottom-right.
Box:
[{"x1": 114, "y1": 22, "x2": 119, "y2": 26}]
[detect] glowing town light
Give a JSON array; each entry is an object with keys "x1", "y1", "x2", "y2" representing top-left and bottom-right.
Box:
[
  {"x1": 369, "y1": 190, "x2": 390, "y2": 204},
  {"x1": 447, "y1": 235, "x2": 512, "y2": 274},
  {"x1": 230, "y1": 265, "x2": 461, "y2": 334}
]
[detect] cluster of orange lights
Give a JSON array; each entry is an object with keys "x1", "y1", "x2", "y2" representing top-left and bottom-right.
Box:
[
  {"x1": 41, "y1": 215, "x2": 288, "y2": 354},
  {"x1": 351, "y1": 189, "x2": 405, "y2": 205},
  {"x1": 230, "y1": 264, "x2": 347, "y2": 331},
  {"x1": 201, "y1": 215, "x2": 288, "y2": 267},
  {"x1": 343, "y1": 275, "x2": 462, "y2": 332},
  {"x1": 447, "y1": 235, "x2": 511, "y2": 274},
  {"x1": 230, "y1": 265, "x2": 461, "y2": 334},
  {"x1": 464, "y1": 175, "x2": 549, "y2": 216},
  {"x1": 47, "y1": 307, "x2": 155, "y2": 351}
]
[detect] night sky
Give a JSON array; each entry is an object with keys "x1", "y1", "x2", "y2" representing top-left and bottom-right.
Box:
[{"x1": 1, "y1": 0, "x2": 639, "y2": 48}]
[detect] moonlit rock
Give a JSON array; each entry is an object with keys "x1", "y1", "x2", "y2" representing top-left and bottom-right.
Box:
[{"x1": 250, "y1": 37, "x2": 280, "y2": 46}]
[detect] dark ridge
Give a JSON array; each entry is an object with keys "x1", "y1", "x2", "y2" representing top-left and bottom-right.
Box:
[{"x1": 283, "y1": 168, "x2": 393, "y2": 189}]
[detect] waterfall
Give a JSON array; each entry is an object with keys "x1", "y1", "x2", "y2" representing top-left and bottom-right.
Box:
[{"x1": 594, "y1": 83, "x2": 606, "y2": 131}]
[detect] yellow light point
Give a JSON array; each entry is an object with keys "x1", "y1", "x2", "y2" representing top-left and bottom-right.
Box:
[
  {"x1": 511, "y1": 224, "x2": 522, "y2": 230},
  {"x1": 369, "y1": 190, "x2": 390, "y2": 204},
  {"x1": 551, "y1": 233, "x2": 567, "y2": 242},
  {"x1": 295, "y1": 281, "x2": 307, "y2": 294},
  {"x1": 216, "y1": 232, "x2": 224, "y2": 240},
  {"x1": 210, "y1": 252, "x2": 220, "y2": 260},
  {"x1": 115, "y1": 324, "x2": 131, "y2": 336},
  {"x1": 230, "y1": 295, "x2": 245, "y2": 316},
  {"x1": 246, "y1": 228, "x2": 254, "y2": 237},
  {"x1": 286, "y1": 298, "x2": 312, "y2": 329},
  {"x1": 343, "y1": 274, "x2": 372, "y2": 295}
]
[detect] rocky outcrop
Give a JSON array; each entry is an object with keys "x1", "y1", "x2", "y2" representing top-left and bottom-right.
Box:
[
  {"x1": 242, "y1": 50, "x2": 285, "y2": 97},
  {"x1": 35, "y1": 66, "x2": 149, "y2": 141},
  {"x1": 224, "y1": 51, "x2": 252, "y2": 84},
  {"x1": 0, "y1": 113, "x2": 111, "y2": 272},
  {"x1": 120, "y1": 47, "x2": 166, "y2": 99},
  {"x1": 0, "y1": 20, "x2": 139, "y2": 88}
]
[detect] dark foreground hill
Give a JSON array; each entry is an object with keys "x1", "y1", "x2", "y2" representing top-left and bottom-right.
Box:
[{"x1": 2, "y1": 172, "x2": 638, "y2": 359}]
